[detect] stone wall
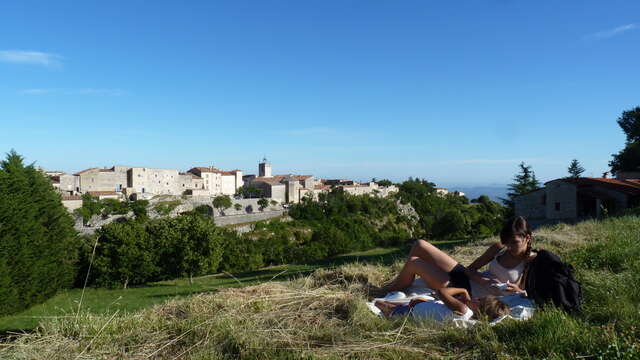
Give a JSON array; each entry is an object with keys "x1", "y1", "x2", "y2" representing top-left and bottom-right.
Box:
[
  {"x1": 514, "y1": 188, "x2": 546, "y2": 219},
  {"x1": 545, "y1": 180, "x2": 578, "y2": 219},
  {"x1": 128, "y1": 167, "x2": 182, "y2": 195},
  {"x1": 213, "y1": 210, "x2": 285, "y2": 226},
  {"x1": 79, "y1": 168, "x2": 127, "y2": 193}
]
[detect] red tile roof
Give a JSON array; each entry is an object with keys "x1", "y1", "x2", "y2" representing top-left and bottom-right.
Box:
[{"x1": 548, "y1": 177, "x2": 640, "y2": 196}]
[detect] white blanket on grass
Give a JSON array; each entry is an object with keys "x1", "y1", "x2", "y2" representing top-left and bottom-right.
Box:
[{"x1": 367, "y1": 278, "x2": 535, "y2": 327}]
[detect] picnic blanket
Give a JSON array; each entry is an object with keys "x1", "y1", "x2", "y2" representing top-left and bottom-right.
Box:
[{"x1": 367, "y1": 278, "x2": 535, "y2": 327}]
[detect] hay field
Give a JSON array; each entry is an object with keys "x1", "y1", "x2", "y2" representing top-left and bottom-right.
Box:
[{"x1": 2, "y1": 217, "x2": 639, "y2": 359}]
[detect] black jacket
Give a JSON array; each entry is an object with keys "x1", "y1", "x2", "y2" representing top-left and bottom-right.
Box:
[{"x1": 524, "y1": 249, "x2": 583, "y2": 313}]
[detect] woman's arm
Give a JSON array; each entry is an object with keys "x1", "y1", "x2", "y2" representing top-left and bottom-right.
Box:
[
  {"x1": 467, "y1": 242, "x2": 504, "y2": 271},
  {"x1": 435, "y1": 287, "x2": 469, "y2": 314},
  {"x1": 464, "y1": 242, "x2": 504, "y2": 285}
]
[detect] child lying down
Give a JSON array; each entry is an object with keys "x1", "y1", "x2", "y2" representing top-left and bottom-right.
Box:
[{"x1": 375, "y1": 287, "x2": 510, "y2": 322}]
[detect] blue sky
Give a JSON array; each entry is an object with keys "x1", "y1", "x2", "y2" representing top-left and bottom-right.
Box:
[{"x1": 1, "y1": 1, "x2": 638, "y2": 186}]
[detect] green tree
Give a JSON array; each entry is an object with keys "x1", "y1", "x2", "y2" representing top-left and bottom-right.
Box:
[
  {"x1": 0, "y1": 150, "x2": 79, "y2": 315},
  {"x1": 101, "y1": 198, "x2": 128, "y2": 216},
  {"x1": 610, "y1": 106, "x2": 640, "y2": 174},
  {"x1": 257, "y1": 198, "x2": 269, "y2": 211},
  {"x1": 219, "y1": 228, "x2": 263, "y2": 272},
  {"x1": 212, "y1": 195, "x2": 232, "y2": 215},
  {"x1": 504, "y1": 162, "x2": 541, "y2": 209},
  {"x1": 270, "y1": 199, "x2": 278, "y2": 207},
  {"x1": 148, "y1": 214, "x2": 223, "y2": 284},
  {"x1": 76, "y1": 192, "x2": 102, "y2": 225},
  {"x1": 567, "y1": 159, "x2": 585, "y2": 178},
  {"x1": 236, "y1": 185, "x2": 263, "y2": 199},
  {"x1": 376, "y1": 179, "x2": 393, "y2": 187},
  {"x1": 128, "y1": 199, "x2": 149, "y2": 221},
  {"x1": 89, "y1": 220, "x2": 157, "y2": 288},
  {"x1": 233, "y1": 203, "x2": 242, "y2": 211}
]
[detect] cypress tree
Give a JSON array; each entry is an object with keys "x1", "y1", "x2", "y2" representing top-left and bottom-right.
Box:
[
  {"x1": 503, "y1": 162, "x2": 541, "y2": 210},
  {"x1": 0, "y1": 150, "x2": 79, "y2": 315}
]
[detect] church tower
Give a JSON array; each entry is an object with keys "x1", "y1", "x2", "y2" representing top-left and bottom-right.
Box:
[{"x1": 258, "y1": 157, "x2": 272, "y2": 178}]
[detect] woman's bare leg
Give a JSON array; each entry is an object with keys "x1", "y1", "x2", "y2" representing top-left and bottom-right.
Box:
[
  {"x1": 408, "y1": 239, "x2": 458, "y2": 273},
  {"x1": 385, "y1": 256, "x2": 452, "y2": 292}
]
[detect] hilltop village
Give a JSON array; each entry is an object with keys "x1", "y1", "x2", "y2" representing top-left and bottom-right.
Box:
[{"x1": 46, "y1": 159, "x2": 400, "y2": 212}]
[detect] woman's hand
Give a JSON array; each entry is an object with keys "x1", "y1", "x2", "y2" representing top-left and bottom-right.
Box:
[
  {"x1": 454, "y1": 290, "x2": 472, "y2": 305},
  {"x1": 504, "y1": 282, "x2": 525, "y2": 294}
]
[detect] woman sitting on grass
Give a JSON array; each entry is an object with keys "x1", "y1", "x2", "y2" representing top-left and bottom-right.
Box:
[
  {"x1": 380, "y1": 216, "x2": 537, "y2": 300},
  {"x1": 375, "y1": 287, "x2": 510, "y2": 322}
]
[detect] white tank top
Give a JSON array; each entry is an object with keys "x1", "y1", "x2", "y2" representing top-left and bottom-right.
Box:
[
  {"x1": 488, "y1": 248, "x2": 525, "y2": 284},
  {"x1": 470, "y1": 248, "x2": 525, "y2": 299}
]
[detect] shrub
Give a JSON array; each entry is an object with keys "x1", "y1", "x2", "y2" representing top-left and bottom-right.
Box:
[
  {"x1": 89, "y1": 220, "x2": 158, "y2": 288},
  {"x1": 219, "y1": 229, "x2": 264, "y2": 273},
  {"x1": 84, "y1": 213, "x2": 224, "y2": 287},
  {"x1": 148, "y1": 214, "x2": 224, "y2": 283},
  {"x1": 0, "y1": 150, "x2": 79, "y2": 315},
  {"x1": 128, "y1": 199, "x2": 149, "y2": 221}
]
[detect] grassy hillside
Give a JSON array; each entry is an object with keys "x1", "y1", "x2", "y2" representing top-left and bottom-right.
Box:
[{"x1": 2, "y1": 217, "x2": 639, "y2": 359}]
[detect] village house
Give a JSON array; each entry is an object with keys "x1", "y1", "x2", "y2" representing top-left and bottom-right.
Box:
[
  {"x1": 243, "y1": 159, "x2": 315, "y2": 204},
  {"x1": 70, "y1": 165, "x2": 241, "y2": 199},
  {"x1": 187, "y1": 167, "x2": 243, "y2": 196},
  {"x1": 515, "y1": 173, "x2": 640, "y2": 221},
  {"x1": 243, "y1": 159, "x2": 399, "y2": 203}
]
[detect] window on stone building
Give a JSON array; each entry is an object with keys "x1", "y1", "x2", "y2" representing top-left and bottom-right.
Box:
[
  {"x1": 555, "y1": 202, "x2": 560, "y2": 211},
  {"x1": 541, "y1": 194, "x2": 546, "y2": 205}
]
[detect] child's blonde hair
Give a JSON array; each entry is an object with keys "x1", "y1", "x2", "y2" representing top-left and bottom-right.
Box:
[{"x1": 476, "y1": 296, "x2": 511, "y2": 321}]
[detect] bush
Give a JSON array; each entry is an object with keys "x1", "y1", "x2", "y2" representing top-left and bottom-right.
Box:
[
  {"x1": 219, "y1": 229, "x2": 264, "y2": 273},
  {"x1": 149, "y1": 214, "x2": 224, "y2": 283},
  {"x1": 0, "y1": 150, "x2": 79, "y2": 315},
  {"x1": 84, "y1": 213, "x2": 224, "y2": 287},
  {"x1": 129, "y1": 199, "x2": 149, "y2": 221},
  {"x1": 89, "y1": 220, "x2": 158, "y2": 288}
]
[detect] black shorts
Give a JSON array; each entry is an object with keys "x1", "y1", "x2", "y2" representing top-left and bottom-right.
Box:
[{"x1": 448, "y1": 263, "x2": 472, "y2": 296}]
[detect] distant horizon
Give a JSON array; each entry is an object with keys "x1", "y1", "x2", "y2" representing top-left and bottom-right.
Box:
[{"x1": 2, "y1": 1, "x2": 637, "y2": 186}]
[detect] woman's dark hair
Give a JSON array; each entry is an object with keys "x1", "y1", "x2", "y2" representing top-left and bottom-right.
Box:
[{"x1": 500, "y1": 216, "x2": 532, "y2": 256}]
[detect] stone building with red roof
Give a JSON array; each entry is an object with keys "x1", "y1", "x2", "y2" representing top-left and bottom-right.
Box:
[{"x1": 515, "y1": 173, "x2": 640, "y2": 220}]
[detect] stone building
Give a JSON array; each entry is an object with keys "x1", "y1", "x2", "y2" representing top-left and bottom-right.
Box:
[
  {"x1": 74, "y1": 165, "x2": 214, "y2": 198},
  {"x1": 298, "y1": 181, "x2": 399, "y2": 201},
  {"x1": 51, "y1": 173, "x2": 80, "y2": 195},
  {"x1": 243, "y1": 159, "x2": 315, "y2": 203},
  {"x1": 515, "y1": 176, "x2": 640, "y2": 221},
  {"x1": 61, "y1": 195, "x2": 83, "y2": 212},
  {"x1": 75, "y1": 166, "x2": 128, "y2": 193},
  {"x1": 187, "y1": 167, "x2": 243, "y2": 196},
  {"x1": 127, "y1": 167, "x2": 182, "y2": 195}
]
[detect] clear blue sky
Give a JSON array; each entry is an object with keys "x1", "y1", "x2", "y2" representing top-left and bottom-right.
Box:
[{"x1": 1, "y1": 1, "x2": 638, "y2": 186}]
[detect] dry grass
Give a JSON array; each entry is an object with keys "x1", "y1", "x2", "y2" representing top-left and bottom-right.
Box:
[
  {"x1": 1, "y1": 271, "x2": 448, "y2": 359},
  {"x1": 2, "y1": 218, "x2": 636, "y2": 359}
]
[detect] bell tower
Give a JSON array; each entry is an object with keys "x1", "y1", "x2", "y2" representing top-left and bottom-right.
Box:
[{"x1": 258, "y1": 157, "x2": 272, "y2": 178}]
